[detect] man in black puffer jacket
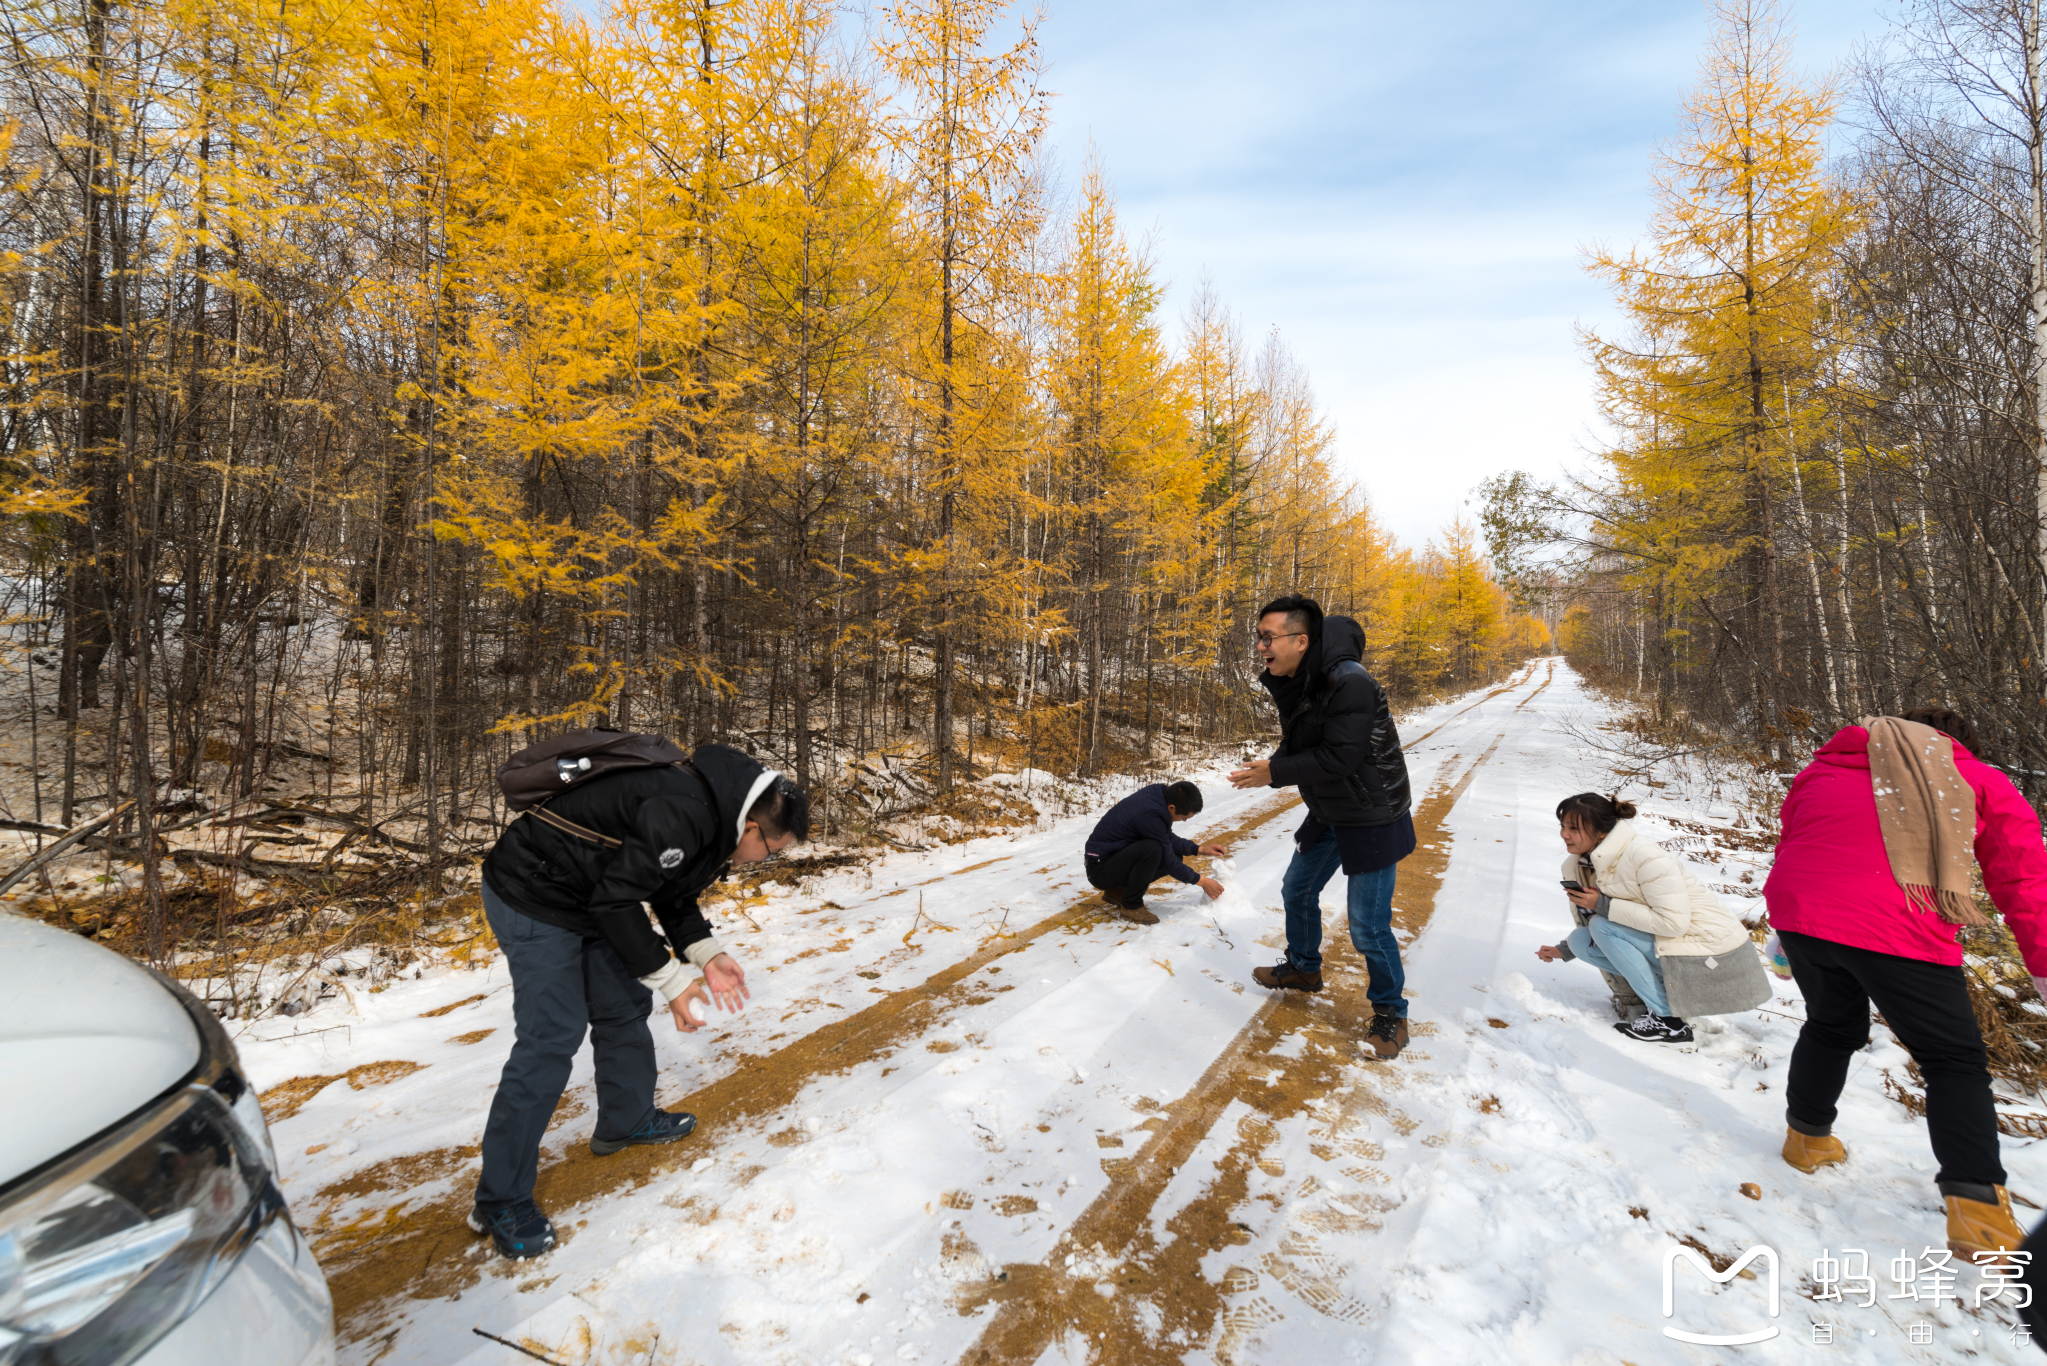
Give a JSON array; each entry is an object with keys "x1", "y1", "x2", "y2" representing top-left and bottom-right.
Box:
[
  {"x1": 1230, "y1": 594, "x2": 1416, "y2": 1059},
  {"x1": 470, "y1": 742, "x2": 809, "y2": 1258}
]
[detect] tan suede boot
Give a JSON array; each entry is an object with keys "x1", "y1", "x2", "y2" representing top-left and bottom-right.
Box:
[
  {"x1": 1946, "y1": 1186, "x2": 2027, "y2": 1264},
  {"x1": 1781, "y1": 1127, "x2": 1848, "y2": 1174}
]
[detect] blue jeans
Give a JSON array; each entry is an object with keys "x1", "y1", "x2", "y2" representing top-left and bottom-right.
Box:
[
  {"x1": 1280, "y1": 828, "x2": 1406, "y2": 1018},
  {"x1": 476, "y1": 880, "x2": 658, "y2": 1210},
  {"x1": 1567, "y1": 916, "x2": 1670, "y2": 1018}
]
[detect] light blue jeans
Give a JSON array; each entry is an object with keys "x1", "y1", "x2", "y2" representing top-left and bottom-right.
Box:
[{"x1": 1567, "y1": 916, "x2": 1670, "y2": 1018}]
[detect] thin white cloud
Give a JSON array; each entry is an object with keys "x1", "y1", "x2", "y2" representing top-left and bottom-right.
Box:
[{"x1": 1039, "y1": 0, "x2": 1890, "y2": 544}]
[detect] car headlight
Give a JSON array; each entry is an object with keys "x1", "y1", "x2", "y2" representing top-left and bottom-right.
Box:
[{"x1": 0, "y1": 976, "x2": 289, "y2": 1366}]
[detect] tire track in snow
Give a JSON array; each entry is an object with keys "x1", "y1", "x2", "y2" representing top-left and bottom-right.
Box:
[
  {"x1": 1396, "y1": 659, "x2": 1537, "y2": 751},
  {"x1": 320, "y1": 792, "x2": 1309, "y2": 1335},
  {"x1": 954, "y1": 667, "x2": 1550, "y2": 1365}
]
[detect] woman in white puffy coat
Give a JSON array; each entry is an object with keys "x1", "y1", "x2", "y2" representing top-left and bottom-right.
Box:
[{"x1": 1535, "y1": 792, "x2": 1767, "y2": 1043}]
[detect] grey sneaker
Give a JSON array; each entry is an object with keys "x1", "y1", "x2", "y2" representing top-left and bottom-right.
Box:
[
  {"x1": 590, "y1": 1108, "x2": 698, "y2": 1155},
  {"x1": 467, "y1": 1198, "x2": 557, "y2": 1259}
]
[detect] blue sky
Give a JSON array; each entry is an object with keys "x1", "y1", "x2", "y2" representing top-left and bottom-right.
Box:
[{"x1": 1033, "y1": 0, "x2": 1896, "y2": 547}]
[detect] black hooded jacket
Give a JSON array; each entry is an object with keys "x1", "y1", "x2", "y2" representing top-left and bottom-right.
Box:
[
  {"x1": 1260, "y1": 615, "x2": 1411, "y2": 827},
  {"x1": 481, "y1": 742, "x2": 768, "y2": 978}
]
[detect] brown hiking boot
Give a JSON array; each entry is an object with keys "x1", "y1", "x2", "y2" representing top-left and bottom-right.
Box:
[
  {"x1": 1111, "y1": 903, "x2": 1159, "y2": 925},
  {"x1": 1781, "y1": 1127, "x2": 1847, "y2": 1174},
  {"x1": 1947, "y1": 1185, "x2": 2027, "y2": 1265},
  {"x1": 1363, "y1": 1014, "x2": 1410, "y2": 1060},
  {"x1": 1252, "y1": 960, "x2": 1322, "y2": 992},
  {"x1": 1098, "y1": 886, "x2": 1125, "y2": 907}
]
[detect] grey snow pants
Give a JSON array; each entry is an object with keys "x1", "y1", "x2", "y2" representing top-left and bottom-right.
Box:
[{"x1": 474, "y1": 879, "x2": 658, "y2": 1211}]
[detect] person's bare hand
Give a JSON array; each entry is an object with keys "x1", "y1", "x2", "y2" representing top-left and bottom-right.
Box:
[
  {"x1": 1535, "y1": 944, "x2": 1563, "y2": 963},
  {"x1": 1565, "y1": 886, "x2": 1601, "y2": 911},
  {"x1": 704, "y1": 953, "x2": 749, "y2": 1014},
  {"x1": 1198, "y1": 875, "x2": 1224, "y2": 901},
  {"x1": 669, "y1": 982, "x2": 710, "y2": 1032},
  {"x1": 1228, "y1": 760, "x2": 1272, "y2": 790},
  {"x1": 1199, "y1": 842, "x2": 1228, "y2": 857}
]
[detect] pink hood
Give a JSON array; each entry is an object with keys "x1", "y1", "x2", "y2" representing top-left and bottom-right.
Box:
[{"x1": 1763, "y1": 725, "x2": 2047, "y2": 972}]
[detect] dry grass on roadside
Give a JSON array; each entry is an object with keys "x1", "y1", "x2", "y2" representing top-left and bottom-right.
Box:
[
  {"x1": 13, "y1": 865, "x2": 497, "y2": 1020},
  {"x1": 1883, "y1": 920, "x2": 2047, "y2": 1137}
]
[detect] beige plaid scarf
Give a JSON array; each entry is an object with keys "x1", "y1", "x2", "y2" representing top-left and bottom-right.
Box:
[{"x1": 1861, "y1": 715, "x2": 1987, "y2": 928}]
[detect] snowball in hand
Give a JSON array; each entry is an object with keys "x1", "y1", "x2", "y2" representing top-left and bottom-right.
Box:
[{"x1": 1207, "y1": 857, "x2": 1252, "y2": 911}]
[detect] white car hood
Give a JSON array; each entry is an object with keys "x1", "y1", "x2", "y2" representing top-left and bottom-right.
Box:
[{"x1": 0, "y1": 914, "x2": 200, "y2": 1187}]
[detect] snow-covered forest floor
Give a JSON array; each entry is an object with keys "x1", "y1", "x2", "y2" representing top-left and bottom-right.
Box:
[{"x1": 234, "y1": 658, "x2": 2046, "y2": 1364}]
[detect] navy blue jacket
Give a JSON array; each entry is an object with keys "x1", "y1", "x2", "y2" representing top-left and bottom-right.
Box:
[{"x1": 1084, "y1": 784, "x2": 1201, "y2": 884}]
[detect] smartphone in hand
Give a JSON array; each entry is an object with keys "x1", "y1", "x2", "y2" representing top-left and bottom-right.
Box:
[{"x1": 1560, "y1": 880, "x2": 1583, "y2": 892}]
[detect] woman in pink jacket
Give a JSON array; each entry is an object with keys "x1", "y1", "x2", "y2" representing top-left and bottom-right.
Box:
[{"x1": 1765, "y1": 707, "x2": 2047, "y2": 1262}]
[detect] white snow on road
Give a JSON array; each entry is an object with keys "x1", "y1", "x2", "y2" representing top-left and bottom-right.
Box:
[{"x1": 235, "y1": 660, "x2": 2046, "y2": 1364}]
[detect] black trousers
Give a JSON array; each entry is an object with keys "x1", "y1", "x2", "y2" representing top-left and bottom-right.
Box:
[
  {"x1": 476, "y1": 879, "x2": 657, "y2": 1211},
  {"x1": 1085, "y1": 840, "x2": 1166, "y2": 909},
  {"x1": 1780, "y1": 928, "x2": 2003, "y2": 1188}
]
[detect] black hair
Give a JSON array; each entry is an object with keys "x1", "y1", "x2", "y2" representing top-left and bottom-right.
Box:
[
  {"x1": 747, "y1": 775, "x2": 812, "y2": 843},
  {"x1": 1555, "y1": 792, "x2": 1637, "y2": 835},
  {"x1": 1164, "y1": 780, "x2": 1203, "y2": 816},
  {"x1": 1256, "y1": 594, "x2": 1323, "y2": 640},
  {"x1": 1901, "y1": 705, "x2": 1982, "y2": 755}
]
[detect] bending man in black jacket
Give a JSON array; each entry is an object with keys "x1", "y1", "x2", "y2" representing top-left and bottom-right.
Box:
[
  {"x1": 1083, "y1": 779, "x2": 1228, "y2": 924},
  {"x1": 470, "y1": 742, "x2": 809, "y2": 1258},
  {"x1": 1230, "y1": 594, "x2": 1416, "y2": 1060}
]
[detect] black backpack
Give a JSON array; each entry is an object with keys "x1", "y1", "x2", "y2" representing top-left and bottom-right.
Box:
[{"x1": 497, "y1": 728, "x2": 691, "y2": 847}]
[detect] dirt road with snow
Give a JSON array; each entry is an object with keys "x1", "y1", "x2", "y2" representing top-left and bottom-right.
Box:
[{"x1": 238, "y1": 659, "x2": 2042, "y2": 1365}]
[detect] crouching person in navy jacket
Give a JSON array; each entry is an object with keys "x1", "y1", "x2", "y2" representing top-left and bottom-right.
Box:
[
  {"x1": 1083, "y1": 779, "x2": 1227, "y2": 925},
  {"x1": 470, "y1": 743, "x2": 809, "y2": 1259}
]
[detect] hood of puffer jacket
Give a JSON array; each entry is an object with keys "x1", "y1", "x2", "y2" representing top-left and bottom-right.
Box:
[
  {"x1": 689, "y1": 742, "x2": 778, "y2": 848},
  {"x1": 1319, "y1": 615, "x2": 1365, "y2": 671},
  {"x1": 1287, "y1": 614, "x2": 1365, "y2": 693}
]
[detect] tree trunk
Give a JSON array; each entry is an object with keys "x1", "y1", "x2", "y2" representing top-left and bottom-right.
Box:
[{"x1": 2028, "y1": 6, "x2": 2047, "y2": 683}]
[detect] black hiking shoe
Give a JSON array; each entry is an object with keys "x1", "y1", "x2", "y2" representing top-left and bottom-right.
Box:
[
  {"x1": 467, "y1": 1198, "x2": 557, "y2": 1259},
  {"x1": 1614, "y1": 1013, "x2": 1694, "y2": 1044},
  {"x1": 1363, "y1": 1014, "x2": 1411, "y2": 1060},
  {"x1": 590, "y1": 1108, "x2": 698, "y2": 1156},
  {"x1": 1252, "y1": 959, "x2": 1322, "y2": 992}
]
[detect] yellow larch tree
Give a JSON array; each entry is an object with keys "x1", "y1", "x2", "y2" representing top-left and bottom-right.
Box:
[
  {"x1": 1581, "y1": 0, "x2": 1852, "y2": 749},
  {"x1": 726, "y1": 14, "x2": 910, "y2": 792},
  {"x1": 1042, "y1": 156, "x2": 1191, "y2": 770},
  {"x1": 876, "y1": 0, "x2": 1046, "y2": 790}
]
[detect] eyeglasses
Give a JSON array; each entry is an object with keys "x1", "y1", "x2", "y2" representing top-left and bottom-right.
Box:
[{"x1": 1254, "y1": 631, "x2": 1306, "y2": 647}]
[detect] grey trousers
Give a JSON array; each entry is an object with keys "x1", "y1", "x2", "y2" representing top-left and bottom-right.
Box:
[{"x1": 475, "y1": 880, "x2": 658, "y2": 1211}]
